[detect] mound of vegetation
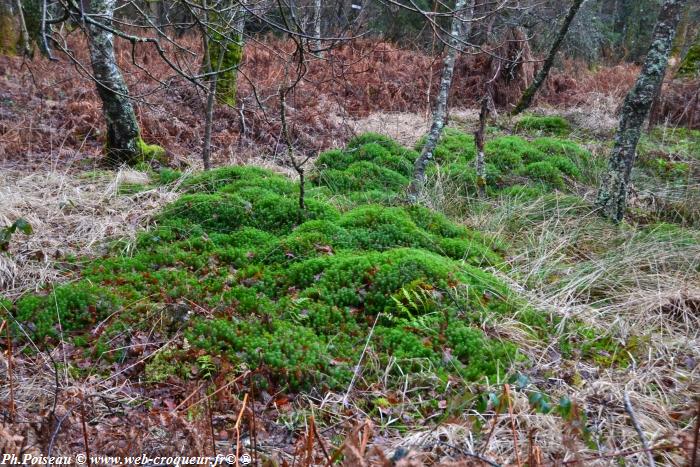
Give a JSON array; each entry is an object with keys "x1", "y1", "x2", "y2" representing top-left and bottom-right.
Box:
[
  {"x1": 514, "y1": 115, "x2": 572, "y2": 135},
  {"x1": 411, "y1": 128, "x2": 591, "y2": 196},
  {"x1": 8, "y1": 138, "x2": 549, "y2": 392}
]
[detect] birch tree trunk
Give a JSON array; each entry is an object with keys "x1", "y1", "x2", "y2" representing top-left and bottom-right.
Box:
[
  {"x1": 86, "y1": 0, "x2": 143, "y2": 164},
  {"x1": 312, "y1": 0, "x2": 322, "y2": 56},
  {"x1": 512, "y1": 0, "x2": 584, "y2": 115},
  {"x1": 596, "y1": 0, "x2": 687, "y2": 223},
  {"x1": 409, "y1": 0, "x2": 471, "y2": 200}
]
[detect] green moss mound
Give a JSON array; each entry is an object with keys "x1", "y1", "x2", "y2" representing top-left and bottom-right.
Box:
[
  {"x1": 313, "y1": 131, "x2": 587, "y2": 199},
  {"x1": 312, "y1": 133, "x2": 418, "y2": 197},
  {"x1": 515, "y1": 115, "x2": 571, "y2": 135},
  {"x1": 677, "y1": 43, "x2": 700, "y2": 78},
  {"x1": 414, "y1": 130, "x2": 589, "y2": 196},
  {"x1": 136, "y1": 138, "x2": 167, "y2": 164},
  {"x1": 10, "y1": 156, "x2": 528, "y2": 390},
  {"x1": 416, "y1": 128, "x2": 477, "y2": 163},
  {"x1": 14, "y1": 283, "x2": 120, "y2": 340}
]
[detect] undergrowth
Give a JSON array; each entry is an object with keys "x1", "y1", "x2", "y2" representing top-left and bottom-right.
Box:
[
  {"x1": 4, "y1": 123, "x2": 698, "y2": 464},
  {"x1": 8, "y1": 135, "x2": 548, "y2": 393}
]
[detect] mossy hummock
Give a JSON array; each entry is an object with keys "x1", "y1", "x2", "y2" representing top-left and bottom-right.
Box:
[{"x1": 8, "y1": 135, "x2": 543, "y2": 390}]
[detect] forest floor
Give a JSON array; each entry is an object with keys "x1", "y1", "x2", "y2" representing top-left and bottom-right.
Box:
[{"x1": 1, "y1": 43, "x2": 700, "y2": 466}]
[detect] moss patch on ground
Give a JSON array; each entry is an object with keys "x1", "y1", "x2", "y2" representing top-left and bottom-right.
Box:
[
  {"x1": 411, "y1": 128, "x2": 592, "y2": 196},
  {"x1": 8, "y1": 137, "x2": 550, "y2": 392}
]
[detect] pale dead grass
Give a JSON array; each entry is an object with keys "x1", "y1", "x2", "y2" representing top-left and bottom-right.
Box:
[
  {"x1": 531, "y1": 95, "x2": 620, "y2": 136},
  {"x1": 0, "y1": 167, "x2": 182, "y2": 298},
  {"x1": 346, "y1": 112, "x2": 430, "y2": 147}
]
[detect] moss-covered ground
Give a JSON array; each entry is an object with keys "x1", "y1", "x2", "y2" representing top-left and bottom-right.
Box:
[{"x1": 2, "y1": 115, "x2": 698, "y2": 463}]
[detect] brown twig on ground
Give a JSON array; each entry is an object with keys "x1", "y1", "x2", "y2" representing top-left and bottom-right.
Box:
[
  {"x1": 234, "y1": 392, "x2": 249, "y2": 467},
  {"x1": 311, "y1": 414, "x2": 331, "y2": 464},
  {"x1": 305, "y1": 416, "x2": 316, "y2": 466},
  {"x1": 561, "y1": 444, "x2": 681, "y2": 464},
  {"x1": 5, "y1": 321, "x2": 15, "y2": 422},
  {"x1": 505, "y1": 384, "x2": 522, "y2": 467},
  {"x1": 623, "y1": 391, "x2": 655, "y2": 467},
  {"x1": 80, "y1": 392, "x2": 92, "y2": 467},
  {"x1": 692, "y1": 399, "x2": 700, "y2": 467},
  {"x1": 205, "y1": 385, "x2": 217, "y2": 456}
]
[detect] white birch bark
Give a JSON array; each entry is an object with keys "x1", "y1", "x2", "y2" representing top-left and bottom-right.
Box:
[
  {"x1": 313, "y1": 0, "x2": 322, "y2": 56},
  {"x1": 409, "y1": 0, "x2": 472, "y2": 199}
]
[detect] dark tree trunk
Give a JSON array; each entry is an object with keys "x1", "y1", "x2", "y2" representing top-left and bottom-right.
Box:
[
  {"x1": 596, "y1": 0, "x2": 688, "y2": 223},
  {"x1": 86, "y1": 0, "x2": 142, "y2": 164},
  {"x1": 511, "y1": 0, "x2": 585, "y2": 115}
]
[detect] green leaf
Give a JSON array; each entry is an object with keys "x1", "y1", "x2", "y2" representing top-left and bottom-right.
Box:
[
  {"x1": 557, "y1": 396, "x2": 573, "y2": 419},
  {"x1": 13, "y1": 219, "x2": 32, "y2": 235}
]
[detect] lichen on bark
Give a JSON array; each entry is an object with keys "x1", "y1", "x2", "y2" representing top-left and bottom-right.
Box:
[
  {"x1": 677, "y1": 41, "x2": 700, "y2": 77},
  {"x1": 86, "y1": 0, "x2": 164, "y2": 165},
  {"x1": 596, "y1": 0, "x2": 688, "y2": 223},
  {"x1": 205, "y1": 4, "x2": 244, "y2": 106}
]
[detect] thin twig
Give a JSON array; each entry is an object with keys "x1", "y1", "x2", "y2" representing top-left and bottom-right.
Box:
[
  {"x1": 691, "y1": 399, "x2": 700, "y2": 467},
  {"x1": 234, "y1": 393, "x2": 249, "y2": 467},
  {"x1": 342, "y1": 313, "x2": 380, "y2": 407},
  {"x1": 311, "y1": 415, "x2": 331, "y2": 464},
  {"x1": 5, "y1": 321, "x2": 15, "y2": 422},
  {"x1": 623, "y1": 391, "x2": 655, "y2": 467},
  {"x1": 80, "y1": 392, "x2": 92, "y2": 467},
  {"x1": 205, "y1": 384, "x2": 217, "y2": 456},
  {"x1": 481, "y1": 386, "x2": 506, "y2": 455},
  {"x1": 437, "y1": 441, "x2": 502, "y2": 467},
  {"x1": 505, "y1": 384, "x2": 522, "y2": 467},
  {"x1": 305, "y1": 416, "x2": 316, "y2": 466}
]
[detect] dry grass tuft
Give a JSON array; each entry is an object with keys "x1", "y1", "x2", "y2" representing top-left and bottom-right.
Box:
[{"x1": 0, "y1": 167, "x2": 181, "y2": 298}]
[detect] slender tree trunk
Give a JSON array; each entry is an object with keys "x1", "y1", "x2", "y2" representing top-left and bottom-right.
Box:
[
  {"x1": 15, "y1": 0, "x2": 30, "y2": 55},
  {"x1": 312, "y1": 0, "x2": 322, "y2": 57},
  {"x1": 202, "y1": 31, "x2": 222, "y2": 170},
  {"x1": 511, "y1": 0, "x2": 585, "y2": 115},
  {"x1": 409, "y1": 0, "x2": 471, "y2": 200},
  {"x1": 86, "y1": 0, "x2": 143, "y2": 164},
  {"x1": 474, "y1": 91, "x2": 490, "y2": 198},
  {"x1": 596, "y1": 0, "x2": 687, "y2": 223}
]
